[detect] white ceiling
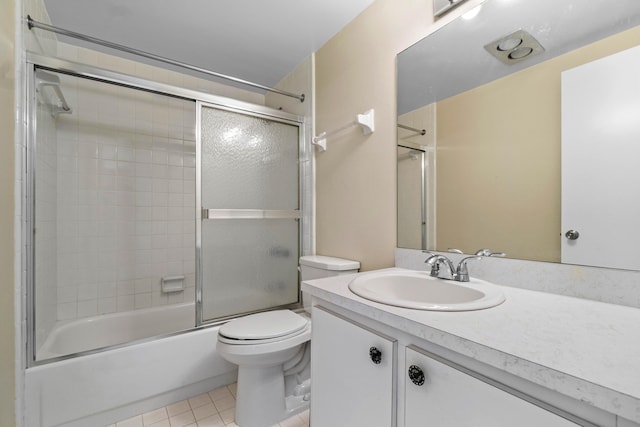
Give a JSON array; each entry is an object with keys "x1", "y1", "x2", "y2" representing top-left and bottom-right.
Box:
[{"x1": 43, "y1": 0, "x2": 374, "y2": 93}]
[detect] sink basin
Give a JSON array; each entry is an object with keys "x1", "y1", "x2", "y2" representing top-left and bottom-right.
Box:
[{"x1": 348, "y1": 270, "x2": 505, "y2": 311}]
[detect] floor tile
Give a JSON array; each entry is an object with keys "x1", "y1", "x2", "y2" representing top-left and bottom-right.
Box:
[
  {"x1": 195, "y1": 413, "x2": 224, "y2": 427},
  {"x1": 212, "y1": 396, "x2": 234, "y2": 412},
  {"x1": 279, "y1": 416, "x2": 304, "y2": 427},
  {"x1": 208, "y1": 387, "x2": 232, "y2": 402},
  {"x1": 110, "y1": 383, "x2": 308, "y2": 427},
  {"x1": 218, "y1": 408, "x2": 234, "y2": 424},
  {"x1": 166, "y1": 400, "x2": 191, "y2": 417},
  {"x1": 168, "y1": 410, "x2": 195, "y2": 427},
  {"x1": 188, "y1": 393, "x2": 212, "y2": 410},
  {"x1": 227, "y1": 383, "x2": 237, "y2": 397},
  {"x1": 143, "y1": 407, "x2": 168, "y2": 425},
  {"x1": 116, "y1": 415, "x2": 143, "y2": 427},
  {"x1": 192, "y1": 402, "x2": 217, "y2": 421}
]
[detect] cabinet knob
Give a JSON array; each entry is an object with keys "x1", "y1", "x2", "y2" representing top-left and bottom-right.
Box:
[
  {"x1": 408, "y1": 365, "x2": 425, "y2": 386},
  {"x1": 369, "y1": 346, "x2": 382, "y2": 364},
  {"x1": 565, "y1": 229, "x2": 580, "y2": 240}
]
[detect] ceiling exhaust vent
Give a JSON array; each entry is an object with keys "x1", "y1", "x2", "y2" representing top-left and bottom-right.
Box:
[{"x1": 484, "y1": 29, "x2": 545, "y2": 65}]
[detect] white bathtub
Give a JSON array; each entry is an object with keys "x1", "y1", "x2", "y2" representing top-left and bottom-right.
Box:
[
  {"x1": 25, "y1": 304, "x2": 237, "y2": 427},
  {"x1": 37, "y1": 302, "x2": 197, "y2": 360}
]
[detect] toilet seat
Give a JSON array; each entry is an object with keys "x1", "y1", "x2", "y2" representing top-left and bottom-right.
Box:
[{"x1": 218, "y1": 310, "x2": 309, "y2": 345}]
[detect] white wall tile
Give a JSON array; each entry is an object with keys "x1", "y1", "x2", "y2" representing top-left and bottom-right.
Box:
[
  {"x1": 117, "y1": 295, "x2": 134, "y2": 311},
  {"x1": 77, "y1": 299, "x2": 98, "y2": 317},
  {"x1": 42, "y1": 46, "x2": 210, "y2": 328},
  {"x1": 57, "y1": 302, "x2": 77, "y2": 320}
]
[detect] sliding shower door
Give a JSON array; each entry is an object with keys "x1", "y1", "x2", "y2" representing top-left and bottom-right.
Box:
[{"x1": 198, "y1": 103, "x2": 302, "y2": 323}]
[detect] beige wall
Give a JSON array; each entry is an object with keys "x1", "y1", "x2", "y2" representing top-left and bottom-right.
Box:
[
  {"x1": 314, "y1": 0, "x2": 484, "y2": 270},
  {"x1": 0, "y1": 0, "x2": 16, "y2": 423},
  {"x1": 436, "y1": 25, "x2": 640, "y2": 263}
]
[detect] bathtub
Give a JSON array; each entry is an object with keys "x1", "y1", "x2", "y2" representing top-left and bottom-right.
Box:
[
  {"x1": 37, "y1": 302, "x2": 197, "y2": 360},
  {"x1": 25, "y1": 303, "x2": 237, "y2": 427}
]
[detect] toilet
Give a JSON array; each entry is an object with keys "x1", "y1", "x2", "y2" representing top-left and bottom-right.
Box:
[{"x1": 216, "y1": 255, "x2": 359, "y2": 427}]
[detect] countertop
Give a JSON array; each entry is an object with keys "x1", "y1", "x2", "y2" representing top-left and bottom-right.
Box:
[{"x1": 302, "y1": 268, "x2": 640, "y2": 423}]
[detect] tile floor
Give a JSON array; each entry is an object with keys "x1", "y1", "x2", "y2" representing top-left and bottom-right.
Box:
[{"x1": 107, "y1": 383, "x2": 310, "y2": 427}]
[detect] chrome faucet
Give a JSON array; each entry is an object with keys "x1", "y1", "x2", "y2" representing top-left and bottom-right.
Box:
[
  {"x1": 449, "y1": 248, "x2": 506, "y2": 257},
  {"x1": 425, "y1": 253, "x2": 481, "y2": 282},
  {"x1": 425, "y1": 254, "x2": 456, "y2": 280},
  {"x1": 474, "y1": 248, "x2": 506, "y2": 257}
]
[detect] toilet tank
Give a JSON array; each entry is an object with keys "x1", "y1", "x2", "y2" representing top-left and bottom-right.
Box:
[{"x1": 299, "y1": 255, "x2": 360, "y2": 280}]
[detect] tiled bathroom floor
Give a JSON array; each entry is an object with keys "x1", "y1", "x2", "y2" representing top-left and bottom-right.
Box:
[{"x1": 107, "y1": 383, "x2": 310, "y2": 427}]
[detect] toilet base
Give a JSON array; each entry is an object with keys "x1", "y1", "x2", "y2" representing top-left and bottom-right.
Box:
[{"x1": 234, "y1": 366, "x2": 310, "y2": 427}]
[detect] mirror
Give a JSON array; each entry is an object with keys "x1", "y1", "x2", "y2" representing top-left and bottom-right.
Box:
[{"x1": 397, "y1": 0, "x2": 640, "y2": 269}]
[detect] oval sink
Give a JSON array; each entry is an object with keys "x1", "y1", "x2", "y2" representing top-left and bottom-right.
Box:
[{"x1": 348, "y1": 270, "x2": 505, "y2": 311}]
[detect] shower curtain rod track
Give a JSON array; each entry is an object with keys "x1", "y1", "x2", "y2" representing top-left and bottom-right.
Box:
[
  {"x1": 26, "y1": 15, "x2": 305, "y2": 103},
  {"x1": 397, "y1": 123, "x2": 426, "y2": 136}
]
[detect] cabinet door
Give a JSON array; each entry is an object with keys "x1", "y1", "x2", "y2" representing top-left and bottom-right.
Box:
[
  {"x1": 311, "y1": 306, "x2": 396, "y2": 427},
  {"x1": 405, "y1": 346, "x2": 586, "y2": 427}
]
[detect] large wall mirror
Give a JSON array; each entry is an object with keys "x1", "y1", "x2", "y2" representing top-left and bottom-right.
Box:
[{"x1": 397, "y1": 0, "x2": 640, "y2": 270}]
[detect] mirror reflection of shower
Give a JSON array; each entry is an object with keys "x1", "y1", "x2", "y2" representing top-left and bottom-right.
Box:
[
  {"x1": 397, "y1": 111, "x2": 436, "y2": 251},
  {"x1": 397, "y1": 145, "x2": 427, "y2": 249}
]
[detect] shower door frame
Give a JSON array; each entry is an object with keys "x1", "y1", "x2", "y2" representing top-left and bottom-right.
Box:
[
  {"x1": 195, "y1": 101, "x2": 305, "y2": 325},
  {"x1": 24, "y1": 53, "x2": 307, "y2": 367}
]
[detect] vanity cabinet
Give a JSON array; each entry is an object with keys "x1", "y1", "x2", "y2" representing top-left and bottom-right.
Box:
[
  {"x1": 310, "y1": 305, "x2": 600, "y2": 427},
  {"x1": 405, "y1": 345, "x2": 582, "y2": 427},
  {"x1": 310, "y1": 306, "x2": 397, "y2": 427}
]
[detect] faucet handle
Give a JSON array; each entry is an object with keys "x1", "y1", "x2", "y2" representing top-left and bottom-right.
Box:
[
  {"x1": 475, "y1": 248, "x2": 506, "y2": 257},
  {"x1": 424, "y1": 254, "x2": 442, "y2": 277},
  {"x1": 455, "y1": 256, "x2": 482, "y2": 282}
]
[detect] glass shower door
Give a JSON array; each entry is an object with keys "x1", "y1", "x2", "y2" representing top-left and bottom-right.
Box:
[{"x1": 198, "y1": 103, "x2": 301, "y2": 322}]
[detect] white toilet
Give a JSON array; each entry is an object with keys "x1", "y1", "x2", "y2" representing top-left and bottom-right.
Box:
[{"x1": 216, "y1": 255, "x2": 359, "y2": 427}]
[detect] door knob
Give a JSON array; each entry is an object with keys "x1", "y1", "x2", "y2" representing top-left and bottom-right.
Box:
[
  {"x1": 408, "y1": 365, "x2": 425, "y2": 386},
  {"x1": 369, "y1": 347, "x2": 382, "y2": 364},
  {"x1": 565, "y1": 230, "x2": 580, "y2": 240}
]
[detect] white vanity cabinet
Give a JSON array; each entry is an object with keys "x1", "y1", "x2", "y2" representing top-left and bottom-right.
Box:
[
  {"x1": 310, "y1": 306, "x2": 397, "y2": 427},
  {"x1": 310, "y1": 304, "x2": 603, "y2": 427},
  {"x1": 404, "y1": 345, "x2": 584, "y2": 427}
]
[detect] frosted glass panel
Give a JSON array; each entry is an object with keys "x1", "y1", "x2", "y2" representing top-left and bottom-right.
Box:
[
  {"x1": 201, "y1": 107, "x2": 299, "y2": 209},
  {"x1": 199, "y1": 104, "x2": 301, "y2": 322},
  {"x1": 201, "y1": 220, "x2": 299, "y2": 320}
]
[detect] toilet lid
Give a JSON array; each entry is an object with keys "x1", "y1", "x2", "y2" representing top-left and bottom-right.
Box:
[{"x1": 219, "y1": 310, "x2": 308, "y2": 340}]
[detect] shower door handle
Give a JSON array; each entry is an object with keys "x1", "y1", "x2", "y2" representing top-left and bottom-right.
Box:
[{"x1": 201, "y1": 209, "x2": 300, "y2": 220}]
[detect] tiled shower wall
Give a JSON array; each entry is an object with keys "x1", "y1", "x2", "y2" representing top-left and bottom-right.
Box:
[
  {"x1": 53, "y1": 75, "x2": 197, "y2": 320},
  {"x1": 44, "y1": 42, "x2": 269, "y2": 324}
]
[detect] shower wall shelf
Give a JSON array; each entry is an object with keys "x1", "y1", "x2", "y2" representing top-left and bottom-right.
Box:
[
  {"x1": 161, "y1": 275, "x2": 185, "y2": 293},
  {"x1": 313, "y1": 108, "x2": 375, "y2": 152}
]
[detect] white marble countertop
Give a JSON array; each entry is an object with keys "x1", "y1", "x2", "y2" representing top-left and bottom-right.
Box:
[{"x1": 302, "y1": 268, "x2": 640, "y2": 423}]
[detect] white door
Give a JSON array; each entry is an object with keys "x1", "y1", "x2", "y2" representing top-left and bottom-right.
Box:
[
  {"x1": 405, "y1": 346, "x2": 582, "y2": 427},
  {"x1": 310, "y1": 306, "x2": 396, "y2": 427},
  {"x1": 561, "y1": 45, "x2": 640, "y2": 269}
]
